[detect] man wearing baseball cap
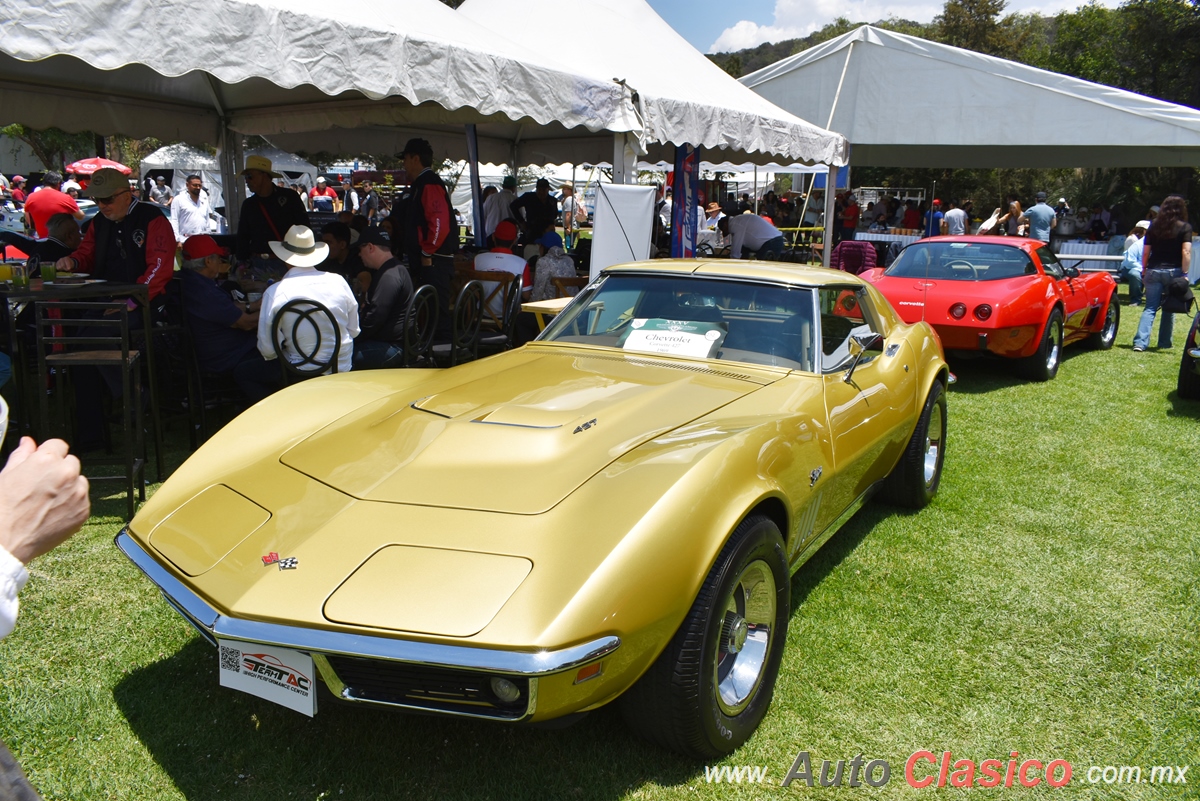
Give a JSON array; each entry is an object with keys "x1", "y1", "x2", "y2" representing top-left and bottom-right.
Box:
[
  {"x1": 1019, "y1": 191, "x2": 1057, "y2": 243},
  {"x1": 353, "y1": 227, "x2": 413, "y2": 370},
  {"x1": 398, "y1": 137, "x2": 456, "y2": 339},
  {"x1": 179, "y1": 235, "x2": 266, "y2": 399},
  {"x1": 55, "y1": 167, "x2": 174, "y2": 304},
  {"x1": 235, "y1": 155, "x2": 309, "y2": 269},
  {"x1": 923, "y1": 199, "x2": 944, "y2": 239}
]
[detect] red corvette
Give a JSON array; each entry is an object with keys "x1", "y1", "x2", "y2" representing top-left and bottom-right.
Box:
[{"x1": 861, "y1": 236, "x2": 1120, "y2": 380}]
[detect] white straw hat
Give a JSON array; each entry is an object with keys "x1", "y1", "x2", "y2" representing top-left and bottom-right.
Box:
[{"x1": 269, "y1": 225, "x2": 329, "y2": 268}]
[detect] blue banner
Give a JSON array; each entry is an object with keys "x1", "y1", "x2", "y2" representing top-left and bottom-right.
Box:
[{"x1": 670, "y1": 144, "x2": 701, "y2": 258}]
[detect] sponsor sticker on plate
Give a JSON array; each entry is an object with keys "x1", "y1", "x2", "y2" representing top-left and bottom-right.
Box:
[{"x1": 217, "y1": 639, "x2": 317, "y2": 717}]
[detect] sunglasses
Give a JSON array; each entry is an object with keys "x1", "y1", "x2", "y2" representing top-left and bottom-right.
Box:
[{"x1": 95, "y1": 189, "x2": 130, "y2": 205}]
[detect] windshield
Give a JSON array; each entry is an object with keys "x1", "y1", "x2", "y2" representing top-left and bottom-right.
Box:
[
  {"x1": 885, "y1": 241, "x2": 1036, "y2": 281},
  {"x1": 540, "y1": 273, "x2": 817, "y2": 372}
]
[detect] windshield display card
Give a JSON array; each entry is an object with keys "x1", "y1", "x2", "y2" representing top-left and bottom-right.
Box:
[
  {"x1": 619, "y1": 318, "x2": 728, "y2": 359},
  {"x1": 217, "y1": 639, "x2": 317, "y2": 717}
]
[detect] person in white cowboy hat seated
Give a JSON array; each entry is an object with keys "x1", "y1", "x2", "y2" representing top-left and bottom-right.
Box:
[
  {"x1": 251, "y1": 226, "x2": 360, "y2": 397},
  {"x1": 235, "y1": 155, "x2": 310, "y2": 276}
]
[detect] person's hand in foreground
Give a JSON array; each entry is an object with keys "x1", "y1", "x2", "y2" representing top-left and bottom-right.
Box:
[{"x1": 0, "y1": 437, "x2": 90, "y2": 564}]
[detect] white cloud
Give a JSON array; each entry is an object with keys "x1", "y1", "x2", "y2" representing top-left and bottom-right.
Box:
[{"x1": 708, "y1": 0, "x2": 1110, "y2": 53}]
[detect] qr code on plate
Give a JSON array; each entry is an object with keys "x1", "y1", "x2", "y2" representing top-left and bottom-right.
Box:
[{"x1": 219, "y1": 645, "x2": 241, "y2": 673}]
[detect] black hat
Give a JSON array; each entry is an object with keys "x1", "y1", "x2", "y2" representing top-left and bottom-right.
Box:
[
  {"x1": 400, "y1": 138, "x2": 434, "y2": 159},
  {"x1": 356, "y1": 226, "x2": 392, "y2": 250}
]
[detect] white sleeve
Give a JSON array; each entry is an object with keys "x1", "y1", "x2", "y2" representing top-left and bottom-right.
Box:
[
  {"x1": 729, "y1": 219, "x2": 746, "y2": 259},
  {"x1": 0, "y1": 544, "x2": 30, "y2": 641},
  {"x1": 257, "y1": 288, "x2": 277, "y2": 361}
]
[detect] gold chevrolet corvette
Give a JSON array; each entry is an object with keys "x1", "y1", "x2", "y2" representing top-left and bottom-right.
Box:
[{"x1": 117, "y1": 259, "x2": 949, "y2": 759}]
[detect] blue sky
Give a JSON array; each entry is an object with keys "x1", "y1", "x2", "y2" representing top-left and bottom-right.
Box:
[{"x1": 646, "y1": 0, "x2": 1117, "y2": 53}]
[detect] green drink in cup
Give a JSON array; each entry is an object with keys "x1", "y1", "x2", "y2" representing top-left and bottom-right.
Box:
[
  {"x1": 11, "y1": 263, "x2": 29, "y2": 289},
  {"x1": 41, "y1": 263, "x2": 56, "y2": 281}
]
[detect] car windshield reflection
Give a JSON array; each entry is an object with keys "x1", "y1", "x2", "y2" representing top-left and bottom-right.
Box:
[
  {"x1": 886, "y1": 242, "x2": 1037, "y2": 281},
  {"x1": 539, "y1": 274, "x2": 818, "y2": 372}
]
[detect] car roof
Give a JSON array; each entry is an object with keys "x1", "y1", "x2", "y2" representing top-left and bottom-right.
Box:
[
  {"x1": 603, "y1": 259, "x2": 871, "y2": 288},
  {"x1": 912, "y1": 235, "x2": 1041, "y2": 253}
]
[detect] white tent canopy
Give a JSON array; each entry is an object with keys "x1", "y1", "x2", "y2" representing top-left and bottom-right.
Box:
[
  {"x1": 140, "y1": 144, "x2": 318, "y2": 210},
  {"x1": 458, "y1": 0, "x2": 848, "y2": 168},
  {"x1": 0, "y1": 0, "x2": 638, "y2": 166},
  {"x1": 740, "y1": 25, "x2": 1200, "y2": 168}
]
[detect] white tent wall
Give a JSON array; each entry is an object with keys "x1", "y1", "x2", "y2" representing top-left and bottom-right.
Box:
[
  {"x1": 741, "y1": 25, "x2": 1200, "y2": 168},
  {"x1": 141, "y1": 144, "x2": 319, "y2": 212}
]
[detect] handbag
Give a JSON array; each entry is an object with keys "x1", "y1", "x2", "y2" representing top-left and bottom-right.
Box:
[{"x1": 1162, "y1": 275, "x2": 1195, "y2": 314}]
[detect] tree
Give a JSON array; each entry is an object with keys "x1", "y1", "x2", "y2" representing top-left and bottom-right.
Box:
[
  {"x1": 0, "y1": 124, "x2": 94, "y2": 171},
  {"x1": 936, "y1": 0, "x2": 1010, "y2": 55}
]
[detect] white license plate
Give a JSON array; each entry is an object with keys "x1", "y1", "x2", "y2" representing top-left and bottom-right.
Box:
[{"x1": 217, "y1": 639, "x2": 317, "y2": 717}]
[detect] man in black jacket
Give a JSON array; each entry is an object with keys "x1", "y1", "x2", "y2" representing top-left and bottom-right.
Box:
[
  {"x1": 235, "y1": 155, "x2": 309, "y2": 277},
  {"x1": 352, "y1": 227, "x2": 413, "y2": 370}
]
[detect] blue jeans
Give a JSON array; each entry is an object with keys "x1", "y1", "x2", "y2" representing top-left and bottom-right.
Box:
[
  {"x1": 1133, "y1": 267, "x2": 1183, "y2": 350},
  {"x1": 748, "y1": 236, "x2": 785, "y2": 260},
  {"x1": 353, "y1": 338, "x2": 405, "y2": 370}
]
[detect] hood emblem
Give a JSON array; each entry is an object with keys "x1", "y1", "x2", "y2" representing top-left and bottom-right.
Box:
[
  {"x1": 262, "y1": 552, "x2": 298, "y2": 570},
  {"x1": 809, "y1": 467, "x2": 822, "y2": 487},
  {"x1": 573, "y1": 418, "x2": 597, "y2": 434}
]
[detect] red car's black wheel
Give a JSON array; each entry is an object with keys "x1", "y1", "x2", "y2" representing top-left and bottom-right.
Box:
[
  {"x1": 1021, "y1": 308, "x2": 1063, "y2": 381},
  {"x1": 1086, "y1": 291, "x2": 1120, "y2": 350}
]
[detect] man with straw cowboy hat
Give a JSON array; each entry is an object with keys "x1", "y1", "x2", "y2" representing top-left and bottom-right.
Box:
[{"x1": 235, "y1": 154, "x2": 309, "y2": 274}]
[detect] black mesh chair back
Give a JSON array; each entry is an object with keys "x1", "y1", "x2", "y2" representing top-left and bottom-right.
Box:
[
  {"x1": 403, "y1": 284, "x2": 438, "y2": 367},
  {"x1": 479, "y1": 277, "x2": 524, "y2": 353},
  {"x1": 270, "y1": 298, "x2": 341, "y2": 384},
  {"x1": 431, "y1": 280, "x2": 483, "y2": 367}
]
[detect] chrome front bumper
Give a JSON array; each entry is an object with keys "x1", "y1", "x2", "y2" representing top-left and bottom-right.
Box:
[{"x1": 115, "y1": 530, "x2": 620, "y2": 720}]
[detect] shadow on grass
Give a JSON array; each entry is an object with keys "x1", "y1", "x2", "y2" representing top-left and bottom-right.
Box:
[
  {"x1": 1166, "y1": 391, "x2": 1200, "y2": 419},
  {"x1": 939, "y1": 357, "x2": 1026, "y2": 394},
  {"x1": 113, "y1": 640, "x2": 699, "y2": 801},
  {"x1": 788, "y1": 502, "x2": 892, "y2": 609}
]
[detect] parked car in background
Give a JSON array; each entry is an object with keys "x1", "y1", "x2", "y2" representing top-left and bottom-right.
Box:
[
  {"x1": 117, "y1": 260, "x2": 949, "y2": 759},
  {"x1": 861, "y1": 236, "x2": 1119, "y2": 380}
]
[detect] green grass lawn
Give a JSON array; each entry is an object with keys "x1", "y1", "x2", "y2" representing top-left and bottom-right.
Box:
[{"x1": 2, "y1": 307, "x2": 1198, "y2": 800}]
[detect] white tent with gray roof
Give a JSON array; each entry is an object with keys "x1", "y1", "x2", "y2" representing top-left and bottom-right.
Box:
[{"x1": 740, "y1": 25, "x2": 1200, "y2": 168}]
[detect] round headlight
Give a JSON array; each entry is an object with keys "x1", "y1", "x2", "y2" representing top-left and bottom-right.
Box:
[
  {"x1": 490, "y1": 677, "x2": 522, "y2": 704},
  {"x1": 949, "y1": 302, "x2": 967, "y2": 319},
  {"x1": 974, "y1": 304, "x2": 993, "y2": 320}
]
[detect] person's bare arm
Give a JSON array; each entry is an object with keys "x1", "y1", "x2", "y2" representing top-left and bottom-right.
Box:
[{"x1": 0, "y1": 438, "x2": 90, "y2": 565}]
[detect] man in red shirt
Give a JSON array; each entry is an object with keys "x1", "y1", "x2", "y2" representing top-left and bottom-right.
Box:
[
  {"x1": 23, "y1": 172, "x2": 83, "y2": 238},
  {"x1": 308, "y1": 177, "x2": 340, "y2": 213},
  {"x1": 840, "y1": 192, "x2": 860, "y2": 242},
  {"x1": 9, "y1": 177, "x2": 26, "y2": 208},
  {"x1": 55, "y1": 168, "x2": 174, "y2": 308}
]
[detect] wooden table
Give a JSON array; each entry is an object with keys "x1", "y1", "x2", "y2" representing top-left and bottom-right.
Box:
[
  {"x1": 0, "y1": 279, "x2": 162, "y2": 475},
  {"x1": 521, "y1": 296, "x2": 572, "y2": 331}
]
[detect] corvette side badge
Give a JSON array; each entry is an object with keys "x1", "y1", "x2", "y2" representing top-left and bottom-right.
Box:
[
  {"x1": 809, "y1": 467, "x2": 822, "y2": 487},
  {"x1": 262, "y1": 552, "x2": 279, "y2": 566},
  {"x1": 262, "y1": 552, "x2": 298, "y2": 570}
]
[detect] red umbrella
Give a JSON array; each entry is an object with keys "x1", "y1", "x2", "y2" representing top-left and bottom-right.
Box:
[{"x1": 64, "y1": 157, "x2": 132, "y2": 176}]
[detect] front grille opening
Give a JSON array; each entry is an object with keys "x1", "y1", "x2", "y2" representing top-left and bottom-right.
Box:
[{"x1": 325, "y1": 655, "x2": 529, "y2": 719}]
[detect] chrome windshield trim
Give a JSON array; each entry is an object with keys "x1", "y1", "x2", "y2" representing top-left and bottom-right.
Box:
[{"x1": 115, "y1": 530, "x2": 620, "y2": 677}]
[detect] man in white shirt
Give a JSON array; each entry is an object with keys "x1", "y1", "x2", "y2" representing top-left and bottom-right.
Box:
[
  {"x1": 718, "y1": 213, "x2": 785, "y2": 260},
  {"x1": 341, "y1": 179, "x2": 360, "y2": 214},
  {"x1": 257, "y1": 225, "x2": 360, "y2": 378},
  {"x1": 170, "y1": 174, "x2": 212, "y2": 243},
  {"x1": 482, "y1": 175, "x2": 517, "y2": 242}
]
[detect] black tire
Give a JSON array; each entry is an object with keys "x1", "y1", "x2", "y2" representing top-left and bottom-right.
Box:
[
  {"x1": 880, "y1": 380, "x2": 947, "y2": 509},
  {"x1": 1178, "y1": 315, "x2": 1200, "y2": 400},
  {"x1": 620, "y1": 515, "x2": 789, "y2": 760},
  {"x1": 1086, "y1": 292, "x2": 1120, "y2": 350},
  {"x1": 1021, "y1": 308, "x2": 1064, "y2": 381}
]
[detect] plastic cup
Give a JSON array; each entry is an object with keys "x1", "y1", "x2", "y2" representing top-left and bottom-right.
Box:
[
  {"x1": 0, "y1": 264, "x2": 11, "y2": 281},
  {"x1": 11, "y1": 264, "x2": 29, "y2": 288},
  {"x1": 41, "y1": 263, "x2": 56, "y2": 281}
]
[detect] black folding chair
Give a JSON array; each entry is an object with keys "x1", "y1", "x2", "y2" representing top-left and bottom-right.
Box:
[
  {"x1": 431, "y1": 281, "x2": 483, "y2": 367},
  {"x1": 270, "y1": 298, "x2": 342, "y2": 384}
]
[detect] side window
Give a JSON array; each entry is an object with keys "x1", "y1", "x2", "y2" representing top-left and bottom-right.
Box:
[
  {"x1": 1037, "y1": 246, "x2": 1064, "y2": 279},
  {"x1": 818, "y1": 287, "x2": 882, "y2": 372}
]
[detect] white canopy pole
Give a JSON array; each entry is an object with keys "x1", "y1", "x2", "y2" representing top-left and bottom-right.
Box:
[
  {"x1": 612, "y1": 133, "x2": 637, "y2": 185},
  {"x1": 823, "y1": 166, "x2": 836, "y2": 268}
]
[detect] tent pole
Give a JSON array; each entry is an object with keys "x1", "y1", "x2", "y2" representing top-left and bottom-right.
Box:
[
  {"x1": 464, "y1": 124, "x2": 485, "y2": 247},
  {"x1": 217, "y1": 125, "x2": 244, "y2": 234},
  {"x1": 826, "y1": 41, "x2": 854, "y2": 131},
  {"x1": 753, "y1": 166, "x2": 758, "y2": 214},
  {"x1": 612, "y1": 133, "x2": 636, "y2": 185},
  {"x1": 823, "y1": 165, "x2": 836, "y2": 268}
]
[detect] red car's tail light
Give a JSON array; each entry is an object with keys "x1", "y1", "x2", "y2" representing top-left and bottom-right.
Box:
[
  {"x1": 974, "y1": 304, "x2": 993, "y2": 320},
  {"x1": 949, "y1": 303, "x2": 967, "y2": 319}
]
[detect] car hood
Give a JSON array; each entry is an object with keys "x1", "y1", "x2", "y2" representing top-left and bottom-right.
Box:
[{"x1": 280, "y1": 348, "x2": 772, "y2": 514}]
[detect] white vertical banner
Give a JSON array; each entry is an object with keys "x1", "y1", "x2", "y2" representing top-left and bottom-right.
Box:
[{"x1": 590, "y1": 183, "x2": 656, "y2": 280}]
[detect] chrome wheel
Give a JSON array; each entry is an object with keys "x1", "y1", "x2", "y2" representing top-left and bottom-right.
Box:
[
  {"x1": 714, "y1": 560, "x2": 777, "y2": 716},
  {"x1": 1100, "y1": 302, "x2": 1118, "y2": 345},
  {"x1": 923, "y1": 400, "x2": 943, "y2": 487},
  {"x1": 1045, "y1": 318, "x2": 1062, "y2": 373}
]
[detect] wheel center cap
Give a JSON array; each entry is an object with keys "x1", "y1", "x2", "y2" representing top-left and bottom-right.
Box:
[{"x1": 725, "y1": 615, "x2": 749, "y2": 653}]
